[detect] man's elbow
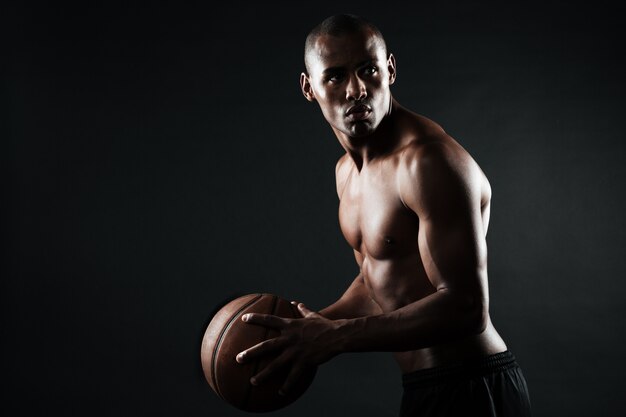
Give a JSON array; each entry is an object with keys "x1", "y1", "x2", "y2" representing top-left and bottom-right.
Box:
[
  {"x1": 452, "y1": 290, "x2": 488, "y2": 335},
  {"x1": 465, "y1": 294, "x2": 489, "y2": 335},
  {"x1": 438, "y1": 286, "x2": 489, "y2": 336}
]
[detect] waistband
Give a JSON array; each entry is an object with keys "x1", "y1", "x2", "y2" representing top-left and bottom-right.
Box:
[{"x1": 402, "y1": 351, "x2": 518, "y2": 388}]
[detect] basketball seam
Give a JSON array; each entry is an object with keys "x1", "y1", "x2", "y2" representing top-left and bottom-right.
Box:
[{"x1": 212, "y1": 293, "x2": 262, "y2": 401}]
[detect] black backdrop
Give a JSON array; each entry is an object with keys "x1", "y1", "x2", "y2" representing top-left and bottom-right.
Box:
[{"x1": 4, "y1": 1, "x2": 625, "y2": 416}]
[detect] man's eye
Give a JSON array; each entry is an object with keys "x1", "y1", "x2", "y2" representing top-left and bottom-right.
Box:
[
  {"x1": 327, "y1": 74, "x2": 344, "y2": 83},
  {"x1": 364, "y1": 66, "x2": 378, "y2": 75}
]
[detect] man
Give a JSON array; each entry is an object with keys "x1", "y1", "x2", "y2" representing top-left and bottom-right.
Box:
[{"x1": 236, "y1": 14, "x2": 532, "y2": 416}]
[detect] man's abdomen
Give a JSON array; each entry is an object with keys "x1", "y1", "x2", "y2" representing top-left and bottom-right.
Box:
[{"x1": 360, "y1": 254, "x2": 435, "y2": 312}]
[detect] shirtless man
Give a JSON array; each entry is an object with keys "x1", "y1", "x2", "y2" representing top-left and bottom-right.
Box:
[{"x1": 236, "y1": 14, "x2": 531, "y2": 416}]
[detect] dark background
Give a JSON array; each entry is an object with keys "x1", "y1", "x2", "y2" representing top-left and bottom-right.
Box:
[{"x1": 3, "y1": 1, "x2": 625, "y2": 416}]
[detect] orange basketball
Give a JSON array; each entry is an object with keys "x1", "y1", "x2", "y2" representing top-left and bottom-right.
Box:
[{"x1": 200, "y1": 293, "x2": 317, "y2": 412}]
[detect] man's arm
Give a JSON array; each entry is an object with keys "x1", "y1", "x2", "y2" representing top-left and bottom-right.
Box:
[
  {"x1": 237, "y1": 140, "x2": 488, "y2": 390},
  {"x1": 333, "y1": 141, "x2": 490, "y2": 351}
]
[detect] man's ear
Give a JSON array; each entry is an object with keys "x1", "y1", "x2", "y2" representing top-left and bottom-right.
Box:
[
  {"x1": 300, "y1": 72, "x2": 316, "y2": 102},
  {"x1": 387, "y1": 54, "x2": 397, "y2": 85}
]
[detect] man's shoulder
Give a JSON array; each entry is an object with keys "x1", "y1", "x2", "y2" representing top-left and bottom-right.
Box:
[
  {"x1": 393, "y1": 111, "x2": 457, "y2": 162},
  {"x1": 396, "y1": 119, "x2": 488, "y2": 203},
  {"x1": 335, "y1": 154, "x2": 353, "y2": 199},
  {"x1": 399, "y1": 129, "x2": 469, "y2": 175},
  {"x1": 335, "y1": 153, "x2": 353, "y2": 181}
]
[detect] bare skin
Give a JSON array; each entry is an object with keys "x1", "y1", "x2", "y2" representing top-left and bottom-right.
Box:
[{"x1": 236, "y1": 28, "x2": 507, "y2": 395}]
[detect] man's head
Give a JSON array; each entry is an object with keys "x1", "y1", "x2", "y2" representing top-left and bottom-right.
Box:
[
  {"x1": 303, "y1": 14, "x2": 388, "y2": 75},
  {"x1": 301, "y1": 14, "x2": 396, "y2": 138}
]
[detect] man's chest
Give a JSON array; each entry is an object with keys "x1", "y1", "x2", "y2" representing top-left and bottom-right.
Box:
[{"x1": 338, "y1": 171, "x2": 419, "y2": 259}]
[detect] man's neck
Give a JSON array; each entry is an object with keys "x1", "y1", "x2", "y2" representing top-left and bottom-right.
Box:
[{"x1": 336, "y1": 99, "x2": 403, "y2": 171}]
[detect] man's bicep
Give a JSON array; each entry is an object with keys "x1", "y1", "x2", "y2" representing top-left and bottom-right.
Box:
[
  {"x1": 417, "y1": 212, "x2": 487, "y2": 292},
  {"x1": 403, "y1": 144, "x2": 488, "y2": 292}
]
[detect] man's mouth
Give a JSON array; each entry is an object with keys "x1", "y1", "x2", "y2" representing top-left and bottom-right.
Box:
[{"x1": 346, "y1": 104, "x2": 372, "y2": 121}]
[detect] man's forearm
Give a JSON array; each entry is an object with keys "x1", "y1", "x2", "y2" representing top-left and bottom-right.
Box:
[
  {"x1": 330, "y1": 288, "x2": 486, "y2": 353},
  {"x1": 319, "y1": 274, "x2": 382, "y2": 320}
]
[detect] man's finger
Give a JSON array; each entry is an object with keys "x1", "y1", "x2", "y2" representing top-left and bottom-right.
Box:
[
  {"x1": 241, "y1": 313, "x2": 288, "y2": 328},
  {"x1": 296, "y1": 303, "x2": 318, "y2": 318},
  {"x1": 236, "y1": 336, "x2": 288, "y2": 363},
  {"x1": 279, "y1": 365, "x2": 305, "y2": 396},
  {"x1": 251, "y1": 351, "x2": 292, "y2": 386},
  {"x1": 291, "y1": 300, "x2": 306, "y2": 318}
]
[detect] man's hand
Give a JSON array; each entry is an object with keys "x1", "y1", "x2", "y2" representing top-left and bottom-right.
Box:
[{"x1": 236, "y1": 302, "x2": 340, "y2": 395}]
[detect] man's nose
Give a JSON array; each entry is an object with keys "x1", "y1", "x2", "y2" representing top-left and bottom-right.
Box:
[{"x1": 346, "y1": 74, "x2": 367, "y2": 101}]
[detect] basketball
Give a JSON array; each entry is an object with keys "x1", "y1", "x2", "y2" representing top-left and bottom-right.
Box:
[{"x1": 200, "y1": 293, "x2": 317, "y2": 413}]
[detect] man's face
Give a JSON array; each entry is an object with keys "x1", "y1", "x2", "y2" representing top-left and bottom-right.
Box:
[{"x1": 301, "y1": 30, "x2": 396, "y2": 138}]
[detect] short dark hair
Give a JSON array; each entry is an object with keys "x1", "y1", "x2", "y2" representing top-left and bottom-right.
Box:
[{"x1": 304, "y1": 14, "x2": 387, "y2": 73}]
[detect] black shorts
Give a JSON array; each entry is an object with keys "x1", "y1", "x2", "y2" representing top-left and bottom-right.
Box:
[{"x1": 400, "y1": 351, "x2": 531, "y2": 417}]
